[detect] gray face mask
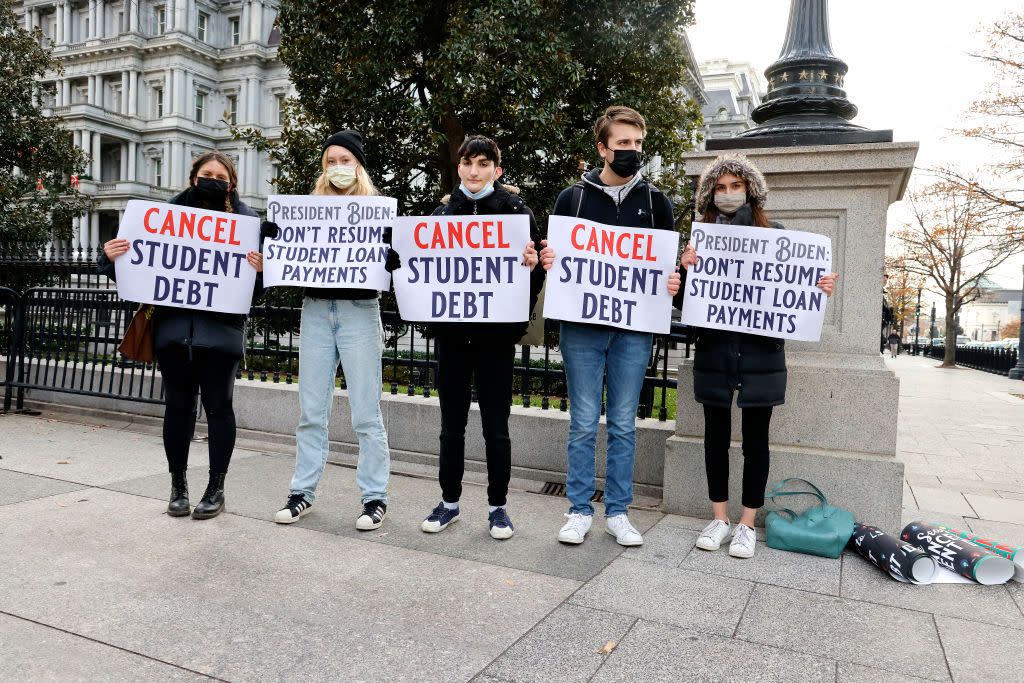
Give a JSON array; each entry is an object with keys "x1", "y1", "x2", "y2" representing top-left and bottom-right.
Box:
[{"x1": 714, "y1": 191, "x2": 746, "y2": 215}]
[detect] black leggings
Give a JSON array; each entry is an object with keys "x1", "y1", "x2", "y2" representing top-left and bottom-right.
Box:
[
  {"x1": 703, "y1": 404, "x2": 773, "y2": 509},
  {"x1": 436, "y1": 335, "x2": 514, "y2": 507},
  {"x1": 157, "y1": 345, "x2": 240, "y2": 474}
]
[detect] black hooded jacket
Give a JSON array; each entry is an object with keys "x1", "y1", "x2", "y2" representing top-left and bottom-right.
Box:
[
  {"x1": 97, "y1": 187, "x2": 262, "y2": 358},
  {"x1": 551, "y1": 168, "x2": 676, "y2": 334},
  {"x1": 423, "y1": 182, "x2": 545, "y2": 343}
]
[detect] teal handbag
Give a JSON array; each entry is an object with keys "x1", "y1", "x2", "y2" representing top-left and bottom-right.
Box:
[{"x1": 765, "y1": 478, "x2": 855, "y2": 559}]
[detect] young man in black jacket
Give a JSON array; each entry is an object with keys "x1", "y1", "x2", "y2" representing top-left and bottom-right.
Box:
[
  {"x1": 397, "y1": 135, "x2": 544, "y2": 539},
  {"x1": 540, "y1": 106, "x2": 681, "y2": 546}
]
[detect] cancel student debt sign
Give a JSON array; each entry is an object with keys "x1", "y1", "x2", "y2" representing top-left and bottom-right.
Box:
[
  {"x1": 114, "y1": 200, "x2": 259, "y2": 314},
  {"x1": 391, "y1": 214, "x2": 531, "y2": 322},
  {"x1": 262, "y1": 195, "x2": 395, "y2": 291},
  {"x1": 543, "y1": 216, "x2": 679, "y2": 334},
  {"x1": 681, "y1": 221, "x2": 833, "y2": 342}
]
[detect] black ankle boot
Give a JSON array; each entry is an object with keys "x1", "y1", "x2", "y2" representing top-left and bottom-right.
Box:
[
  {"x1": 191, "y1": 472, "x2": 226, "y2": 520},
  {"x1": 168, "y1": 470, "x2": 190, "y2": 517}
]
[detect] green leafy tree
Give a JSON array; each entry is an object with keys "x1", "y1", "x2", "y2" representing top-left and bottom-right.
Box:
[
  {"x1": 238, "y1": 0, "x2": 703, "y2": 225},
  {"x1": 0, "y1": 0, "x2": 91, "y2": 259}
]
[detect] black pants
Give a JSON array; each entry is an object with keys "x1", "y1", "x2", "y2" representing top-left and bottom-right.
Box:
[
  {"x1": 436, "y1": 335, "x2": 514, "y2": 507},
  {"x1": 157, "y1": 345, "x2": 240, "y2": 474},
  {"x1": 703, "y1": 404, "x2": 773, "y2": 509}
]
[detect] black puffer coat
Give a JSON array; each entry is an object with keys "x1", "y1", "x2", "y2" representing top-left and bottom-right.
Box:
[
  {"x1": 691, "y1": 210, "x2": 787, "y2": 409},
  {"x1": 97, "y1": 187, "x2": 262, "y2": 358}
]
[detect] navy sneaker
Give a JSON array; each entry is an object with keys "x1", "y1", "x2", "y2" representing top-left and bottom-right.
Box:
[
  {"x1": 421, "y1": 502, "x2": 459, "y2": 533},
  {"x1": 488, "y1": 507, "x2": 515, "y2": 540}
]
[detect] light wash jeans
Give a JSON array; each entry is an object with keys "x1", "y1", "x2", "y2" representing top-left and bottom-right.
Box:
[
  {"x1": 290, "y1": 297, "x2": 390, "y2": 504},
  {"x1": 560, "y1": 322, "x2": 653, "y2": 517}
]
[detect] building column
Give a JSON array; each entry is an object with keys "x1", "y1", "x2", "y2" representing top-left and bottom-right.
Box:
[
  {"x1": 91, "y1": 132, "x2": 101, "y2": 178},
  {"x1": 63, "y1": 79, "x2": 72, "y2": 104},
  {"x1": 162, "y1": 140, "x2": 171, "y2": 183},
  {"x1": 89, "y1": 212, "x2": 101, "y2": 253},
  {"x1": 55, "y1": 2, "x2": 65, "y2": 44},
  {"x1": 250, "y1": 0, "x2": 263, "y2": 44},
  {"x1": 176, "y1": 68, "x2": 187, "y2": 116},
  {"x1": 247, "y1": 77, "x2": 259, "y2": 125},
  {"x1": 128, "y1": 70, "x2": 138, "y2": 116},
  {"x1": 54, "y1": 80, "x2": 63, "y2": 107},
  {"x1": 80, "y1": 130, "x2": 91, "y2": 159},
  {"x1": 119, "y1": 142, "x2": 126, "y2": 180},
  {"x1": 97, "y1": 0, "x2": 106, "y2": 38},
  {"x1": 73, "y1": 130, "x2": 81, "y2": 149},
  {"x1": 241, "y1": 1, "x2": 250, "y2": 42},
  {"x1": 172, "y1": 141, "x2": 185, "y2": 184},
  {"x1": 87, "y1": 0, "x2": 96, "y2": 38},
  {"x1": 120, "y1": 71, "x2": 128, "y2": 112},
  {"x1": 128, "y1": 141, "x2": 137, "y2": 180}
]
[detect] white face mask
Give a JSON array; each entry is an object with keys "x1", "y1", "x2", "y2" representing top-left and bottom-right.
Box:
[
  {"x1": 326, "y1": 164, "x2": 358, "y2": 189},
  {"x1": 714, "y1": 191, "x2": 746, "y2": 215}
]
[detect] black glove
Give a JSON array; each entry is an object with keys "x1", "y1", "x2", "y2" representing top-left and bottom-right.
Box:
[
  {"x1": 260, "y1": 220, "x2": 280, "y2": 239},
  {"x1": 384, "y1": 247, "x2": 401, "y2": 273},
  {"x1": 730, "y1": 205, "x2": 755, "y2": 227}
]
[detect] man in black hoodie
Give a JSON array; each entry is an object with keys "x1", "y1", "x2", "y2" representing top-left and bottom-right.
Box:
[
  {"x1": 540, "y1": 106, "x2": 681, "y2": 547},
  {"x1": 397, "y1": 135, "x2": 543, "y2": 539}
]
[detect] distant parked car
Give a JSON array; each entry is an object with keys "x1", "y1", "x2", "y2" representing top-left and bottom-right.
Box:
[
  {"x1": 999, "y1": 338, "x2": 1020, "y2": 350},
  {"x1": 955, "y1": 335, "x2": 971, "y2": 347},
  {"x1": 930, "y1": 337, "x2": 945, "y2": 347}
]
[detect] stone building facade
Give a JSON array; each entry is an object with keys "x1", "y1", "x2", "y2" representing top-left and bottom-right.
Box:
[{"x1": 17, "y1": 0, "x2": 288, "y2": 254}]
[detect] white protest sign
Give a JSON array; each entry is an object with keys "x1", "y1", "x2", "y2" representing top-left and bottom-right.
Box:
[
  {"x1": 680, "y1": 221, "x2": 832, "y2": 342},
  {"x1": 391, "y1": 214, "x2": 531, "y2": 322},
  {"x1": 542, "y1": 215, "x2": 679, "y2": 334},
  {"x1": 114, "y1": 199, "x2": 259, "y2": 314},
  {"x1": 262, "y1": 195, "x2": 395, "y2": 290}
]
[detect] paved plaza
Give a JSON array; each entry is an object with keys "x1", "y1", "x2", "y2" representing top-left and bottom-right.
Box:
[{"x1": 0, "y1": 354, "x2": 1022, "y2": 681}]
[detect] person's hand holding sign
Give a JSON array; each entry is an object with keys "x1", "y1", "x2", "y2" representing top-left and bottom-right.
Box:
[
  {"x1": 816, "y1": 272, "x2": 839, "y2": 297},
  {"x1": 103, "y1": 238, "x2": 130, "y2": 261},
  {"x1": 523, "y1": 241, "x2": 539, "y2": 271},
  {"x1": 679, "y1": 242, "x2": 698, "y2": 270},
  {"x1": 667, "y1": 269, "x2": 681, "y2": 296},
  {"x1": 247, "y1": 250, "x2": 264, "y2": 273},
  {"x1": 539, "y1": 239, "x2": 556, "y2": 271}
]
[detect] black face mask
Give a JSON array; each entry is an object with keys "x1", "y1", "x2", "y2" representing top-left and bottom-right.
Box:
[
  {"x1": 195, "y1": 177, "x2": 229, "y2": 203},
  {"x1": 608, "y1": 149, "x2": 643, "y2": 178}
]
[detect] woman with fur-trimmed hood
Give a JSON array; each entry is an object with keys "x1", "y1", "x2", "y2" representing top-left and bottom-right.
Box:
[{"x1": 680, "y1": 153, "x2": 838, "y2": 559}]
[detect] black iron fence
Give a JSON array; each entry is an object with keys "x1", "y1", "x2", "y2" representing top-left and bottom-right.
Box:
[
  {"x1": 922, "y1": 344, "x2": 1019, "y2": 376},
  {"x1": 1, "y1": 283, "x2": 689, "y2": 420}
]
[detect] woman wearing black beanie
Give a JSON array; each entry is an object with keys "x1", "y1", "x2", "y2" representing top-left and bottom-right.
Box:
[{"x1": 272, "y1": 130, "x2": 393, "y2": 531}]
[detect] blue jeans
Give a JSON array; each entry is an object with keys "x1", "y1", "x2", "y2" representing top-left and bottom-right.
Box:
[
  {"x1": 561, "y1": 322, "x2": 653, "y2": 517},
  {"x1": 291, "y1": 297, "x2": 390, "y2": 504}
]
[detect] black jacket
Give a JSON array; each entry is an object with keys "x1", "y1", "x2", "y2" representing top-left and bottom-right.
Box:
[
  {"x1": 98, "y1": 187, "x2": 262, "y2": 358},
  {"x1": 690, "y1": 210, "x2": 787, "y2": 408},
  {"x1": 551, "y1": 168, "x2": 676, "y2": 333},
  {"x1": 423, "y1": 182, "x2": 545, "y2": 343}
]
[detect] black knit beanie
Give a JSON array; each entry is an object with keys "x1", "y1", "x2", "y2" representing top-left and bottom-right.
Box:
[{"x1": 321, "y1": 130, "x2": 366, "y2": 168}]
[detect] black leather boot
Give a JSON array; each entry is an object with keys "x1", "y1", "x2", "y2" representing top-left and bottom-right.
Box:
[
  {"x1": 191, "y1": 472, "x2": 226, "y2": 520},
  {"x1": 167, "y1": 470, "x2": 190, "y2": 517}
]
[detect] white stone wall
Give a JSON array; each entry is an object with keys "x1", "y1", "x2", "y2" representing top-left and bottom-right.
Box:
[{"x1": 18, "y1": 0, "x2": 290, "y2": 255}]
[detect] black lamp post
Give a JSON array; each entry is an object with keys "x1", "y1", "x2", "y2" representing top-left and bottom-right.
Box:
[
  {"x1": 707, "y1": 0, "x2": 893, "y2": 150},
  {"x1": 913, "y1": 287, "x2": 922, "y2": 355},
  {"x1": 1009, "y1": 263, "x2": 1024, "y2": 380}
]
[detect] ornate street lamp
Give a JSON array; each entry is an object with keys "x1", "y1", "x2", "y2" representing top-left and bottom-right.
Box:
[
  {"x1": 1009, "y1": 263, "x2": 1024, "y2": 380},
  {"x1": 708, "y1": 0, "x2": 893, "y2": 150},
  {"x1": 913, "y1": 287, "x2": 922, "y2": 355}
]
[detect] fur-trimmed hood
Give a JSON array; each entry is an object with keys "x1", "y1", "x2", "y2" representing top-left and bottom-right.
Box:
[{"x1": 694, "y1": 153, "x2": 768, "y2": 215}]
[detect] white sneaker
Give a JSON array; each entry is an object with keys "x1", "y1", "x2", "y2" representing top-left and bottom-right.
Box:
[
  {"x1": 605, "y1": 514, "x2": 643, "y2": 547},
  {"x1": 695, "y1": 519, "x2": 732, "y2": 551},
  {"x1": 729, "y1": 523, "x2": 757, "y2": 559},
  {"x1": 557, "y1": 512, "x2": 592, "y2": 544}
]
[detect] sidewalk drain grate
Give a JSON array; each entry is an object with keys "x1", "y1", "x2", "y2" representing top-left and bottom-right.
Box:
[{"x1": 540, "y1": 481, "x2": 604, "y2": 503}]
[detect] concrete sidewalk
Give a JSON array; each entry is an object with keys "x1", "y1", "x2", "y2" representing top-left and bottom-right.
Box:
[{"x1": 1, "y1": 355, "x2": 1022, "y2": 681}]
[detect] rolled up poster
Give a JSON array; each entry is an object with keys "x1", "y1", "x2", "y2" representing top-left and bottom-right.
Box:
[
  {"x1": 849, "y1": 523, "x2": 938, "y2": 584},
  {"x1": 935, "y1": 524, "x2": 1024, "y2": 583},
  {"x1": 901, "y1": 521, "x2": 1015, "y2": 585}
]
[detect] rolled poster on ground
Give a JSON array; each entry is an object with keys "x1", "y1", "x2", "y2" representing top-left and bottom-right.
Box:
[
  {"x1": 849, "y1": 523, "x2": 938, "y2": 584},
  {"x1": 936, "y1": 524, "x2": 1024, "y2": 583},
  {"x1": 901, "y1": 521, "x2": 1015, "y2": 585}
]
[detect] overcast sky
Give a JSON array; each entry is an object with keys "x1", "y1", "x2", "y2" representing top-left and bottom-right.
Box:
[{"x1": 687, "y1": 0, "x2": 1024, "y2": 295}]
